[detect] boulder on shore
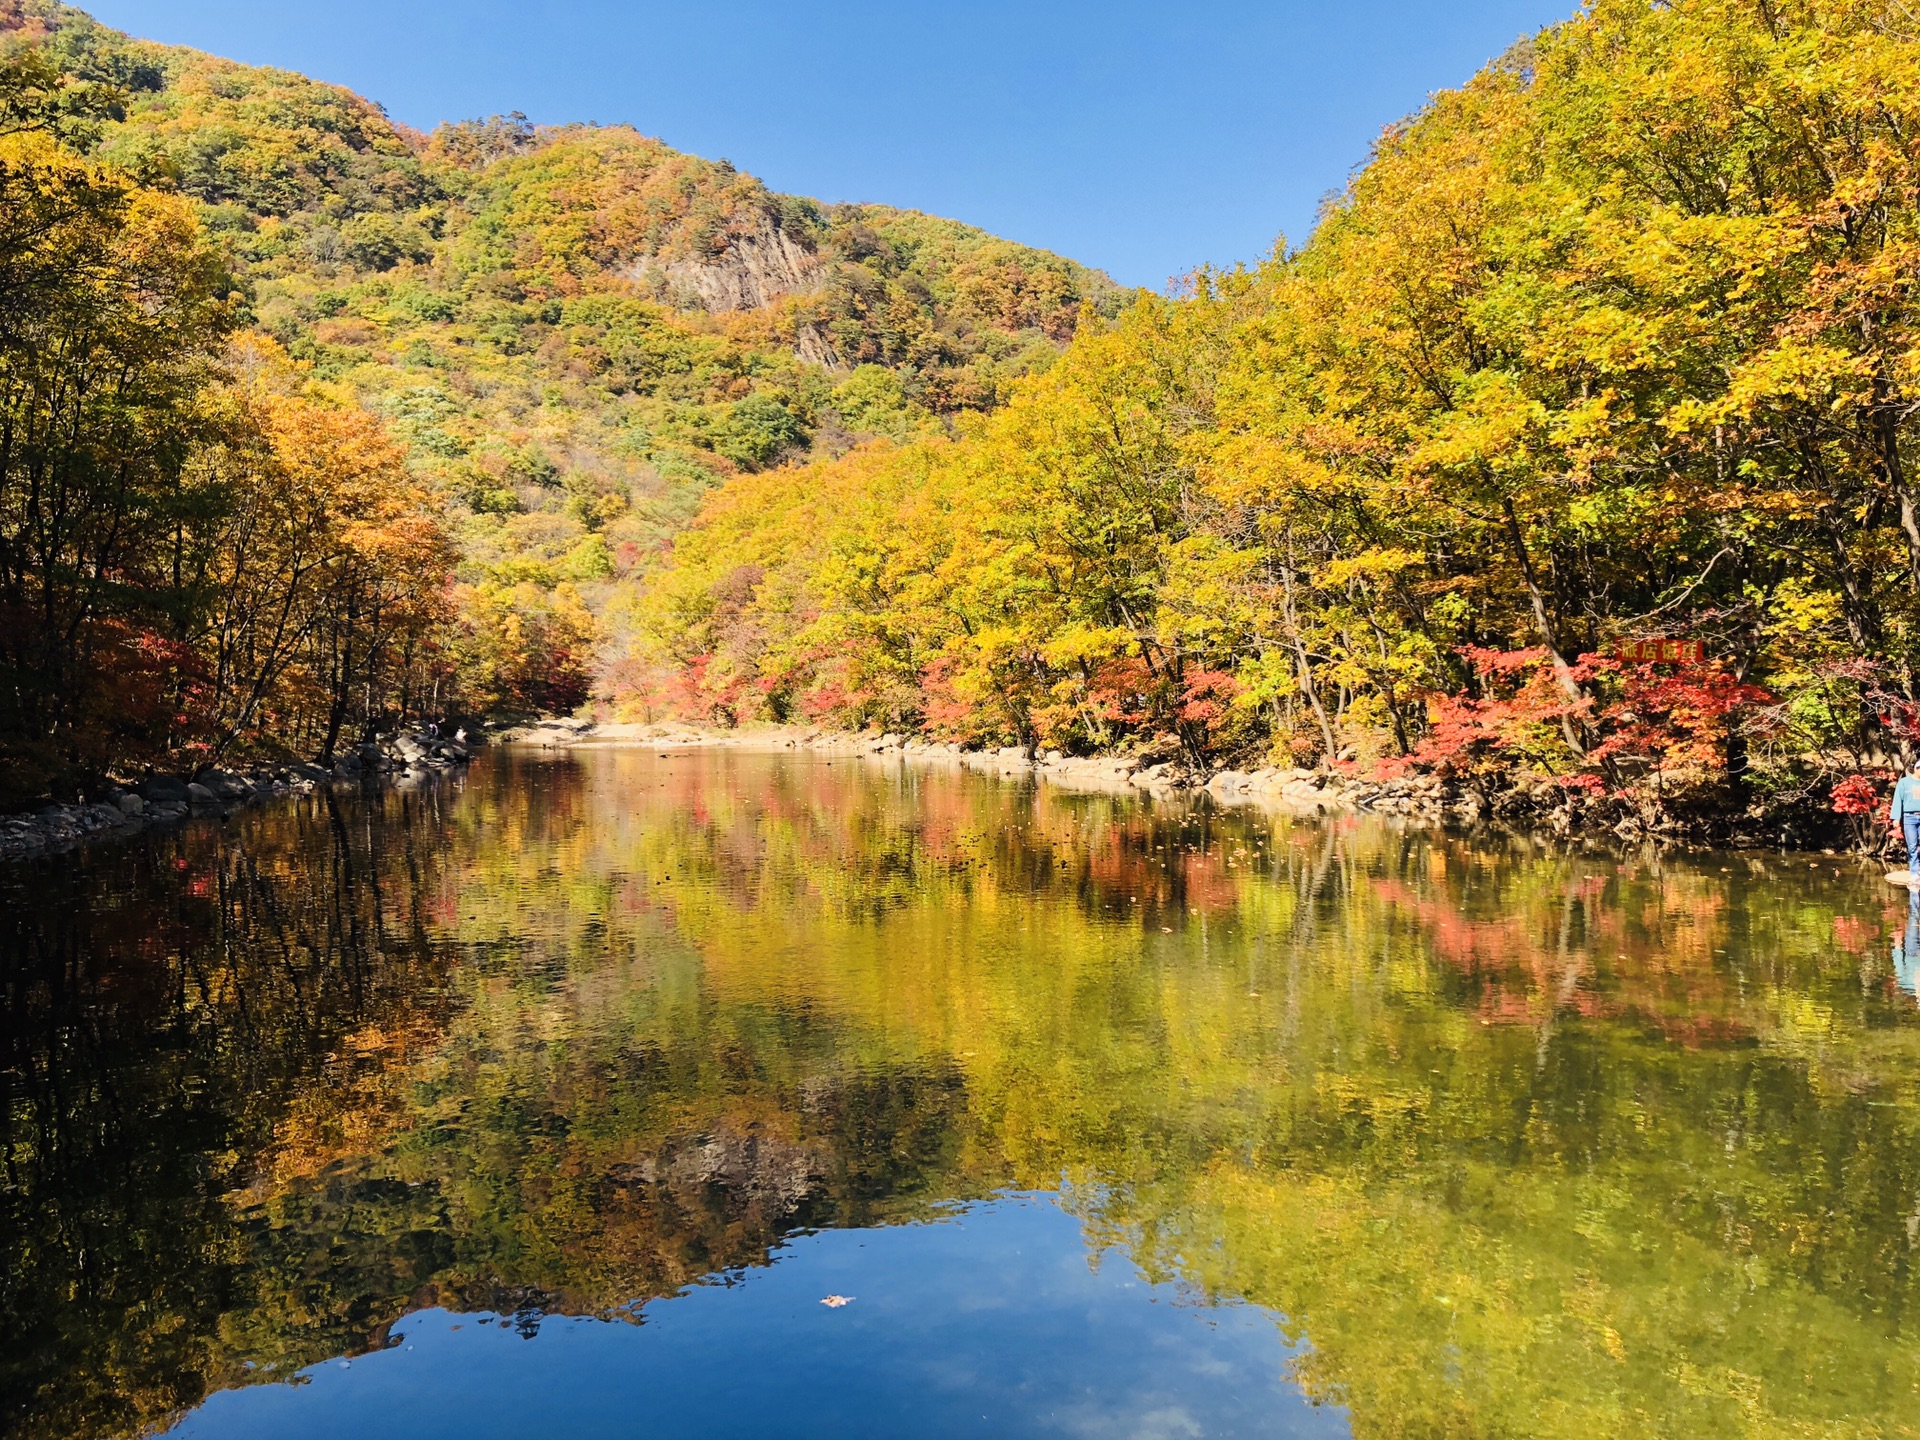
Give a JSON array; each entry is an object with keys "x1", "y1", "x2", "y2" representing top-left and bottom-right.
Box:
[{"x1": 199, "y1": 769, "x2": 251, "y2": 801}]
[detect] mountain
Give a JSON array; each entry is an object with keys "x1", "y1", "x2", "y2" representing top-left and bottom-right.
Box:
[{"x1": 0, "y1": 0, "x2": 1123, "y2": 708}]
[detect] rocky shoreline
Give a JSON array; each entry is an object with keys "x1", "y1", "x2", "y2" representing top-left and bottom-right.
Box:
[
  {"x1": 5, "y1": 715, "x2": 1836, "y2": 864},
  {"x1": 508, "y1": 720, "x2": 1451, "y2": 821},
  {"x1": 0, "y1": 731, "x2": 475, "y2": 862},
  {"x1": 522, "y1": 722, "x2": 1870, "y2": 849}
]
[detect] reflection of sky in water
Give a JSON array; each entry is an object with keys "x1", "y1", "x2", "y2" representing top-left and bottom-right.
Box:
[
  {"x1": 12, "y1": 746, "x2": 1920, "y2": 1440},
  {"x1": 166, "y1": 1195, "x2": 1345, "y2": 1440}
]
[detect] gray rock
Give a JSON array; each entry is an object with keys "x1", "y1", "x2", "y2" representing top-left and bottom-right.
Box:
[
  {"x1": 200, "y1": 768, "x2": 251, "y2": 800},
  {"x1": 141, "y1": 776, "x2": 191, "y2": 803},
  {"x1": 186, "y1": 782, "x2": 217, "y2": 805},
  {"x1": 116, "y1": 792, "x2": 145, "y2": 815},
  {"x1": 290, "y1": 761, "x2": 332, "y2": 782}
]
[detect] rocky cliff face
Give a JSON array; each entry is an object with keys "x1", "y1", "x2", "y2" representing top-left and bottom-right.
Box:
[
  {"x1": 792, "y1": 321, "x2": 840, "y2": 369},
  {"x1": 631, "y1": 215, "x2": 823, "y2": 314}
]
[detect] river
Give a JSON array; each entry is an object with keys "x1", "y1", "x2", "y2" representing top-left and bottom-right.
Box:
[{"x1": 3, "y1": 746, "x2": 1917, "y2": 1439}]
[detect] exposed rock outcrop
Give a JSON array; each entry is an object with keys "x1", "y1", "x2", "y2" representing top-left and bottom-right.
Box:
[{"x1": 631, "y1": 217, "x2": 822, "y2": 314}]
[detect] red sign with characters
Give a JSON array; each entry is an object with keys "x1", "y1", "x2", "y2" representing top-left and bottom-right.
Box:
[{"x1": 1613, "y1": 638, "x2": 1704, "y2": 664}]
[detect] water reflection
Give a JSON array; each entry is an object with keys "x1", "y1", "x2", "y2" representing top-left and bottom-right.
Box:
[
  {"x1": 3, "y1": 748, "x2": 1919, "y2": 1439},
  {"x1": 168, "y1": 1195, "x2": 1342, "y2": 1440},
  {"x1": 1895, "y1": 888, "x2": 1920, "y2": 1005}
]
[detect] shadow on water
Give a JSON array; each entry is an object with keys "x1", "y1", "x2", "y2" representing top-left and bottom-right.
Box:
[{"x1": 3, "y1": 747, "x2": 1919, "y2": 1438}]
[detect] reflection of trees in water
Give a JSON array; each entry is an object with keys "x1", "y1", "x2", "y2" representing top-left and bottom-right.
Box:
[
  {"x1": 0, "y1": 788, "x2": 461, "y2": 1440},
  {"x1": 0, "y1": 757, "x2": 998, "y2": 1439},
  {"x1": 221, "y1": 1065, "x2": 980, "y2": 1368},
  {"x1": 6, "y1": 751, "x2": 1920, "y2": 1439}
]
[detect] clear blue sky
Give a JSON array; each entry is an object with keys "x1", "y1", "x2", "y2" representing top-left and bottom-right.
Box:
[{"x1": 86, "y1": 1, "x2": 1574, "y2": 288}]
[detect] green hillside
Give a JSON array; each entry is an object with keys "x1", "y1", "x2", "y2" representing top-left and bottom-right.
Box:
[
  {"x1": 0, "y1": 0, "x2": 1122, "y2": 714},
  {"x1": 636, "y1": 0, "x2": 1920, "y2": 844}
]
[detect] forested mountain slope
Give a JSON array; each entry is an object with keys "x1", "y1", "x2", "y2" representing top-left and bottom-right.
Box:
[
  {"x1": 646, "y1": 0, "x2": 1920, "y2": 845},
  {"x1": 25, "y1": 0, "x2": 1917, "y2": 849},
  {"x1": 0, "y1": 0, "x2": 1120, "y2": 735}
]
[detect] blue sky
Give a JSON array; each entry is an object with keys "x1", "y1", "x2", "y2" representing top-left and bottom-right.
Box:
[{"x1": 85, "y1": 1, "x2": 1574, "y2": 288}]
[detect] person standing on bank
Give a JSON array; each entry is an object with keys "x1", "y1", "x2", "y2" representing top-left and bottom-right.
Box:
[{"x1": 1892, "y1": 761, "x2": 1920, "y2": 881}]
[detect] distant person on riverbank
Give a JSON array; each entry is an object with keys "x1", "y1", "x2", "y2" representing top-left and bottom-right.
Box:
[{"x1": 1892, "y1": 761, "x2": 1920, "y2": 880}]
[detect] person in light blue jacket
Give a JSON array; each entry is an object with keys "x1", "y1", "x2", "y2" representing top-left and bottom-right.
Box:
[{"x1": 1892, "y1": 761, "x2": 1920, "y2": 879}]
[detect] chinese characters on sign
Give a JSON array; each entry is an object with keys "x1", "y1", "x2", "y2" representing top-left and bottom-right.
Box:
[{"x1": 1613, "y1": 638, "x2": 1704, "y2": 664}]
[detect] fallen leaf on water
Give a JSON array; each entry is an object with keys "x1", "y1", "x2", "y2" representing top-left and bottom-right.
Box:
[{"x1": 820, "y1": 1295, "x2": 854, "y2": 1308}]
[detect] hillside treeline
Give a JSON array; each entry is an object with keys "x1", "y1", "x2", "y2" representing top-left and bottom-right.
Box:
[
  {"x1": 645, "y1": 0, "x2": 1920, "y2": 839},
  {"x1": 0, "y1": 50, "x2": 452, "y2": 805},
  {"x1": 0, "y1": 0, "x2": 1114, "y2": 806},
  {"x1": 0, "y1": 0, "x2": 1115, "y2": 738}
]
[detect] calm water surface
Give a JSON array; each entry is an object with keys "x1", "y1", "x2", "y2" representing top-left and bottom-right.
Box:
[{"x1": 3, "y1": 747, "x2": 1919, "y2": 1439}]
